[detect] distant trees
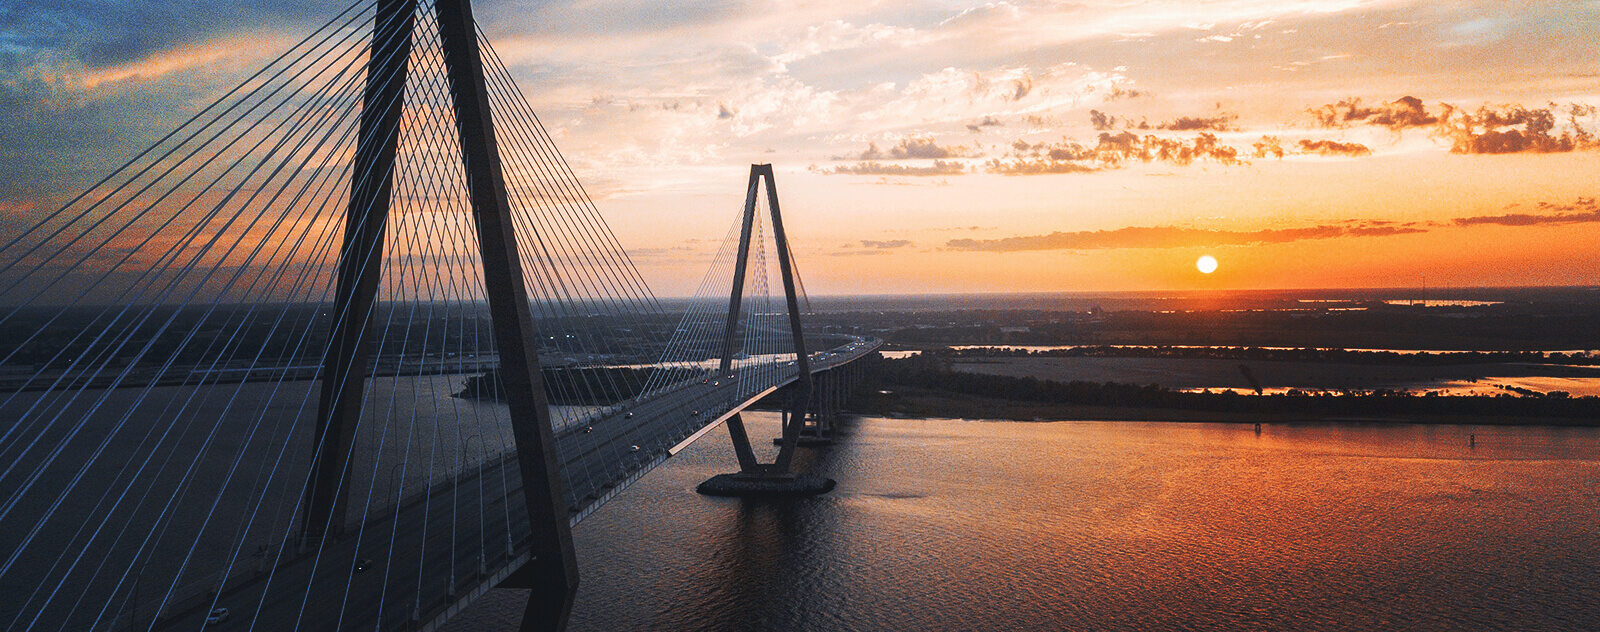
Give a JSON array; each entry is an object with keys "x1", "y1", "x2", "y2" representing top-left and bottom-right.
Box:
[
  {"x1": 856, "y1": 352, "x2": 1600, "y2": 422},
  {"x1": 941, "y1": 345, "x2": 1600, "y2": 367}
]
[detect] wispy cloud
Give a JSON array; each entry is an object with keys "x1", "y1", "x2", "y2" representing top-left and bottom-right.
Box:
[
  {"x1": 1296, "y1": 139, "x2": 1372, "y2": 156},
  {"x1": 812, "y1": 160, "x2": 966, "y2": 176},
  {"x1": 1158, "y1": 113, "x2": 1238, "y2": 132},
  {"x1": 76, "y1": 34, "x2": 289, "y2": 88},
  {"x1": 1454, "y1": 197, "x2": 1600, "y2": 226},
  {"x1": 966, "y1": 116, "x2": 1004, "y2": 133},
  {"x1": 831, "y1": 239, "x2": 913, "y2": 255},
  {"x1": 832, "y1": 137, "x2": 980, "y2": 160}
]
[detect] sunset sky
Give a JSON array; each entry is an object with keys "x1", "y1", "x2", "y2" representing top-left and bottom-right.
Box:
[{"x1": 4, "y1": 0, "x2": 1599, "y2": 295}]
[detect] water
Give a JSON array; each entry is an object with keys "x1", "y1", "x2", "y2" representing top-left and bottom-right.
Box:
[{"x1": 444, "y1": 414, "x2": 1600, "y2": 631}]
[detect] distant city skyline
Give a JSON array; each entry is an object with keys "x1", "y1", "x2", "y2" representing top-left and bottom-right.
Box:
[{"x1": 3, "y1": 0, "x2": 1598, "y2": 295}]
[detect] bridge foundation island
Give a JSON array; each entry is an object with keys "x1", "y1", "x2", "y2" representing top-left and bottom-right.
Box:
[{"x1": 698, "y1": 165, "x2": 836, "y2": 498}]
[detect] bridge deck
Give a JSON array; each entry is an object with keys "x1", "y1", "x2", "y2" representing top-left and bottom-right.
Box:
[{"x1": 149, "y1": 338, "x2": 878, "y2": 631}]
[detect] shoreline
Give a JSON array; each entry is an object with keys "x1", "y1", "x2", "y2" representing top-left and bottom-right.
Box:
[{"x1": 841, "y1": 387, "x2": 1600, "y2": 428}]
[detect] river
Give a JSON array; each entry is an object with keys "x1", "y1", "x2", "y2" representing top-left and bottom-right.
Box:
[{"x1": 444, "y1": 413, "x2": 1600, "y2": 631}]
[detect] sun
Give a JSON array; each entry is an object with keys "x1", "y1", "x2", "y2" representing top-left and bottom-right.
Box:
[{"x1": 1196, "y1": 255, "x2": 1218, "y2": 274}]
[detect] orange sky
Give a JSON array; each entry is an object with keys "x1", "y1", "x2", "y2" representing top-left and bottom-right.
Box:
[{"x1": 7, "y1": 0, "x2": 1600, "y2": 296}]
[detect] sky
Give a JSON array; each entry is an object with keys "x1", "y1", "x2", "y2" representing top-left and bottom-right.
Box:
[{"x1": 3, "y1": 0, "x2": 1599, "y2": 296}]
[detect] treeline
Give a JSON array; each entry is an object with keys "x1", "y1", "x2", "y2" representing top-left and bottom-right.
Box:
[
  {"x1": 878, "y1": 303, "x2": 1600, "y2": 351},
  {"x1": 859, "y1": 353, "x2": 1600, "y2": 421},
  {"x1": 946, "y1": 345, "x2": 1600, "y2": 366},
  {"x1": 457, "y1": 367, "x2": 653, "y2": 404}
]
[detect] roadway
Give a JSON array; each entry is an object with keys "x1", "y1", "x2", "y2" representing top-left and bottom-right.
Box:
[{"x1": 152, "y1": 337, "x2": 880, "y2": 631}]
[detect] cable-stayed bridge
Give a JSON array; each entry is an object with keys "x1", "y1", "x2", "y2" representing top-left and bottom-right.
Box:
[{"x1": 0, "y1": 0, "x2": 878, "y2": 630}]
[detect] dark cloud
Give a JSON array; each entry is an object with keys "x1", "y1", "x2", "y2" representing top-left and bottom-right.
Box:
[
  {"x1": 1309, "y1": 96, "x2": 1440, "y2": 130},
  {"x1": 0, "y1": 0, "x2": 339, "y2": 206},
  {"x1": 946, "y1": 223, "x2": 1425, "y2": 252},
  {"x1": 1158, "y1": 113, "x2": 1237, "y2": 132},
  {"x1": 1104, "y1": 87, "x2": 1146, "y2": 101},
  {"x1": 1252, "y1": 136, "x2": 1284, "y2": 159},
  {"x1": 1089, "y1": 109, "x2": 1158, "y2": 131},
  {"x1": 0, "y1": 67, "x2": 195, "y2": 205},
  {"x1": 832, "y1": 239, "x2": 912, "y2": 256},
  {"x1": 1454, "y1": 197, "x2": 1600, "y2": 226},
  {"x1": 7, "y1": 1, "x2": 329, "y2": 68},
  {"x1": 1308, "y1": 96, "x2": 1600, "y2": 155},
  {"x1": 1088, "y1": 110, "x2": 1116, "y2": 131},
  {"x1": 990, "y1": 131, "x2": 1245, "y2": 175},
  {"x1": 812, "y1": 160, "x2": 966, "y2": 176},
  {"x1": 1093, "y1": 131, "x2": 1242, "y2": 166},
  {"x1": 1010, "y1": 76, "x2": 1033, "y2": 101},
  {"x1": 965, "y1": 116, "x2": 1003, "y2": 133},
  {"x1": 833, "y1": 138, "x2": 978, "y2": 160},
  {"x1": 1443, "y1": 105, "x2": 1597, "y2": 154},
  {"x1": 1092, "y1": 110, "x2": 1237, "y2": 132},
  {"x1": 1296, "y1": 139, "x2": 1372, "y2": 157}
]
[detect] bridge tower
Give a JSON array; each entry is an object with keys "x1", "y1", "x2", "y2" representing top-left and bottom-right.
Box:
[
  {"x1": 697, "y1": 165, "x2": 836, "y2": 496},
  {"x1": 303, "y1": 0, "x2": 577, "y2": 628}
]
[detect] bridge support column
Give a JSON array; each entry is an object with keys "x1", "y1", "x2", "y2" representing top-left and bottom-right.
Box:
[
  {"x1": 778, "y1": 369, "x2": 836, "y2": 446},
  {"x1": 437, "y1": 0, "x2": 578, "y2": 629},
  {"x1": 302, "y1": 0, "x2": 416, "y2": 546},
  {"x1": 699, "y1": 164, "x2": 833, "y2": 498}
]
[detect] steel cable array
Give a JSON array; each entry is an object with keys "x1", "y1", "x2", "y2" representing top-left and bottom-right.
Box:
[{"x1": 0, "y1": 1, "x2": 856, "y2": 630}]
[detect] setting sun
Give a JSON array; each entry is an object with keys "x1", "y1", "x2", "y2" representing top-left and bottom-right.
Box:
[{"x1": 1196, "y1": 255, "x2": 1218, "y2": 274}]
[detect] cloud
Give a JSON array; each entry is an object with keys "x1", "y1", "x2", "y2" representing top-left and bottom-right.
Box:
[
  {"x1": 1296, "y1": 139, "x2": 1372, "y2": 156},
  {"x1": 985, "y1": 158, "x2": 1099, "y2": 175},
  {"x1": 1453, "y1": 197, "x2": 1600, "y2": 226},
  {"x1": 812, "y1": 160, "x2": 966, "y2": 176},
  {"x1": 1307, "y1": 96, "x2": 1600, "y2": 155},
  {"x1": 1309, "y1": 96, "x2": 1441, "y2": 130},
  {"x1": 833, "y1": 137, "x2": 979, "y2": 160},
  {"x1": 1252, "y1": 135, "x2": 1285, "y2": 158},
  {"x1": 1088, "y1": 109, "x2": 1151, "y2": 131},
  {"x1": 771, "y1": 20, "x2": 930, "y2": 66},
  {"x1": 1091, "y1": 131, "x2": 1243, "y2": 166},
  {"x1": 1089, "y1": 110, "x2": 1117, "y2": 131},
  {"x1": 1091, "y1": 110, "x2": 1237, "y2": 132},
  {"x1": 1009, "y1": 76, "x2": 1033, "y2": 101},
  {"x1": 966, "y1": 116, "x2": 1004, "y2": 132},
  {"x1": 1158, "y1": 113, "x2": 1238, "y2": 132},
  {"x1": 989, "y1": 130, "x2": 1246, "y2": 175},
  {"x1": 1443, "y1": 105, "x2": 1598, "y2": 154},
  {"x1": 1104, "y1": 86, "x2": 1146, "y2": 101},
  {"x1": 832, "y1": 239, "x2": 912, "y2": 256},
  {"x1": 5, "y1": 1, "x2": 327, "y2": 69},
  {"x1": 946, "y1": 222, "x2": 1424, "y2": 252}
]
